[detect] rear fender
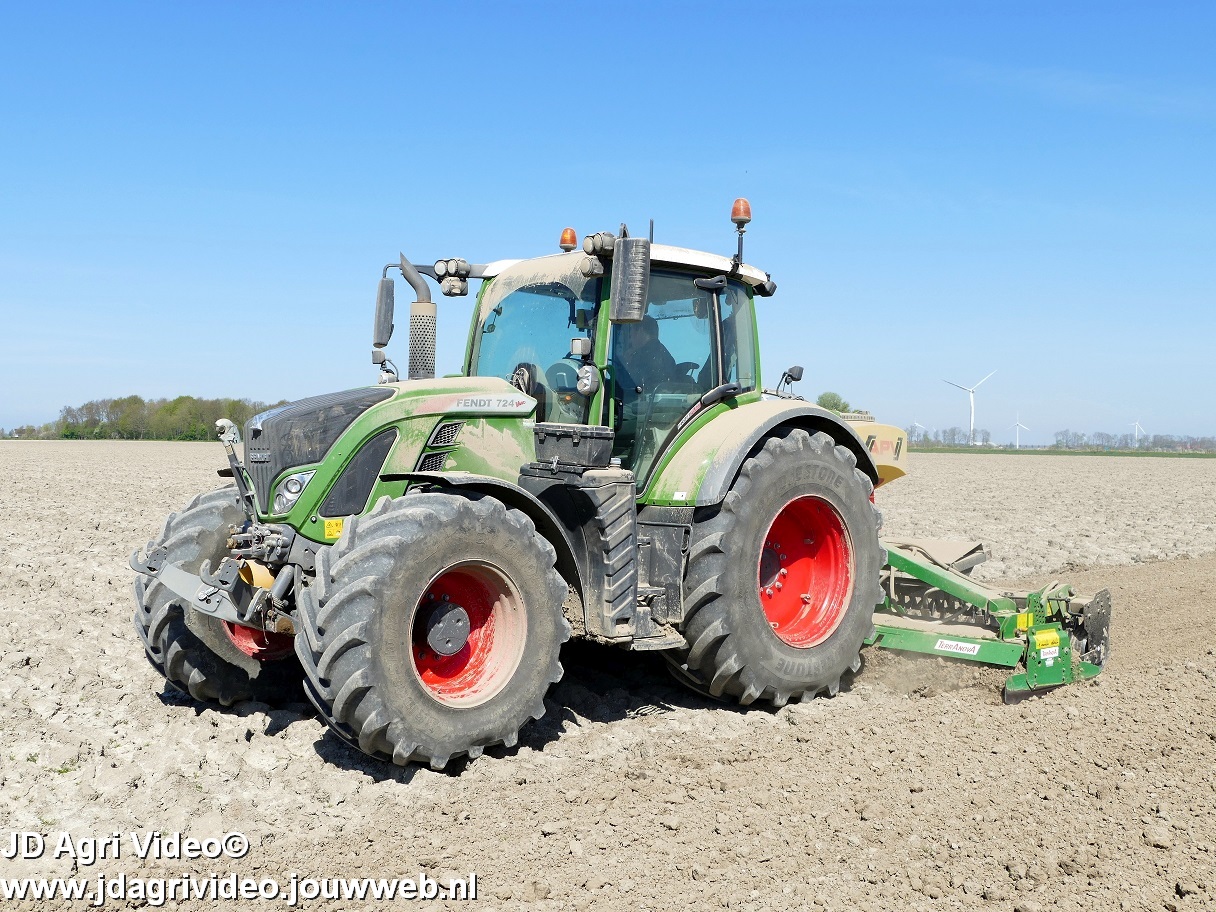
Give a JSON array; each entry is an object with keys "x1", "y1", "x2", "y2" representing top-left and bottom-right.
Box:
[{"x1": 645, "y1": 400, "x2": 880, "y2": 508}]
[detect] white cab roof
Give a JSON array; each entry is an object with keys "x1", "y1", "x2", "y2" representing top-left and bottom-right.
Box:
[{"x1": 476, "y1": 246, "x2": 769, "y2": 287}]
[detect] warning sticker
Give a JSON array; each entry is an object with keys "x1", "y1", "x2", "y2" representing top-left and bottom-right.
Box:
[
  {"x1": 324, "y1": 518, "x2": 345, "y2": 539},
  {"x1": 1033, "y1": 629, "x2": 1060, "y2": 650},
  {"x1": 934, "y1": 639, "x2": 981, "y2": 656}
]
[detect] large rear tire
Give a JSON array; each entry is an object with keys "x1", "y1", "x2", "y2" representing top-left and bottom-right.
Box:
[
  {"x1": 132, "y1": 486, "x2": 299, "y2": 706},
  {"x1": 295, "y1": 492, "x2": 569, "y2": 769},
  {"x1": 671, "y1": 429, "x2": 884, "y2": 705}
]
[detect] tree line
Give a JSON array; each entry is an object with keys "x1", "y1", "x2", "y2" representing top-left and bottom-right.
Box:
[
  {"x1": 907, "y1": 425, "x2": 1216, "y2": 452},
  {"x1": 1048, "y1": 429, "x2": 1216, "y2": 453},
  {"x1": 3, "y1": 395, "x2": 286, "y2": 441}
]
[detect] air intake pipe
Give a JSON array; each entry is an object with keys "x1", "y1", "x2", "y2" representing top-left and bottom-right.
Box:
[{"x1": 398, "y1": 253, "x2": 436, "y2": 380}]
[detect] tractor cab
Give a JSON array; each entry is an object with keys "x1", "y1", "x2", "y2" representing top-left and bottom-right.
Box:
[{"x1": 464, "y1": 234, "x2": 770, "y2": 486}]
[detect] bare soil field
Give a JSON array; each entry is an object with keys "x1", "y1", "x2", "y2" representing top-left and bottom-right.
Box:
[{"x1": 1, "y1": 442, "x2": 1214, "y2": 911}]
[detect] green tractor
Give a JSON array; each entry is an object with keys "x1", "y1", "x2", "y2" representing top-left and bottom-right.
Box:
[{"x1": 132, "y1": 201, "x2": 1110, "y2": 769}]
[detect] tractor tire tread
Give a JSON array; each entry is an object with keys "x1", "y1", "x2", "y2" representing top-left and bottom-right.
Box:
[{"x1": 295, "y1": 492, "x2": 568, "y2": 769}]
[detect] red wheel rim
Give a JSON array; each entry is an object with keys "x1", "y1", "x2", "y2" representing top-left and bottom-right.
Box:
[
  {"x1": 223, "y1": 622, "x2": 295, "y2": 661},
  {"x1": 410, "y1": 563, "x2": 527, "y2": 708},
  {"x1": 758, "y1": 496, "x2": 854, "y2": 648}
]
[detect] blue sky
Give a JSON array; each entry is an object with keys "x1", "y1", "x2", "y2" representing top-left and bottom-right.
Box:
[{"x1": 1, "y1": 1, "x2": 1212, "y2": 444}]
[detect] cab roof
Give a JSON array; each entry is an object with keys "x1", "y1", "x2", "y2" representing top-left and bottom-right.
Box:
[{"x1": 475, "y1": 244, "x2": 770, "y2": 288}]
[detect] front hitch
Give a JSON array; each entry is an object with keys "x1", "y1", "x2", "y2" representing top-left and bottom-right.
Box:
[{"x1": 129, "y1": 546, "x2": 293, "y2": 634}]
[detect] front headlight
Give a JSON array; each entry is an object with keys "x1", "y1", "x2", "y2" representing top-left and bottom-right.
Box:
[{"x1": 273, "y1": 470, "x2": 315, "y2": 514}]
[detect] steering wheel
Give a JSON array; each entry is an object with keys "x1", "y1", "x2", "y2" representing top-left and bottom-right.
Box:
[{"x1": 674, "y1": 361, "x2": 699, "y2": 379}]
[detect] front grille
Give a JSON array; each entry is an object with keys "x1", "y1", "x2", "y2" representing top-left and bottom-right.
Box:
[
  {"x1": 243, "y1": 387, "x2": 393, "y2": 511},
  {"x1": 428, "y1": 421, "x2": 464, "y2": 448},
  {"x1": 416, "y1": 452, "x2": 448, "y2": 473}
]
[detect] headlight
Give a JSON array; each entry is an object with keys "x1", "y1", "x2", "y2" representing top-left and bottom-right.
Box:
[{"x1": 273, "y1": 470, "x2": 315, "y2": 514}]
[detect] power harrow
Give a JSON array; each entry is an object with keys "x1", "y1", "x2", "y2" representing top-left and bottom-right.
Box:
[{"x1": 864, "y1": 537, "x2": 1111, "y2": 700}]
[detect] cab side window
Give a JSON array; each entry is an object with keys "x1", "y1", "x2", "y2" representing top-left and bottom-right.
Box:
[{"x1": 720, "y1": 280, "x2": 757, "y2": 392}]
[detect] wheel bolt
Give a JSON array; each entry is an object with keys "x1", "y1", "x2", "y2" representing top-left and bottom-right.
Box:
[
  {"x1": 774, "y1": 582, "x2": 783, "y2": 591},
  {"x1": 779, "y1": 568, "x2": 788, "y2": 577},
  {"x1": 801, "y1": 594, "x2": 811, "y2": 603},
  {"x1": 765, "y1": 587, "x2": 774, "y2": 597},
  {"x1": 780, "y1": 554, "x2": 787, "y2": 561}
]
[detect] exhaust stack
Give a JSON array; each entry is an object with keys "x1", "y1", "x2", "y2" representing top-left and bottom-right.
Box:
[{"x1": 398, "y1": 253, "x2": 436, "y2": 380}]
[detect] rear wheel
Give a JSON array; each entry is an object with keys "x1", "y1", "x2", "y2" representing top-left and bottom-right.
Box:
[
  {"x1": 132, "y1": 486, "x2": 299, "y2": 706},
  {"x1": 295, "y1": 492, "x2": 569, "y2": 769},
  {"x1": 671, "y1": 429, "x2": 884, "y2": 705}
]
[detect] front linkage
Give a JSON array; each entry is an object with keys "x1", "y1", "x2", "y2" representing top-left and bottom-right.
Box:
[
  {"x1": 130, "y1": 421, "x2": 301, "y2": 641},
  {"x1": 866, "y1": 540, "x2": 1112, "y2": 702}
]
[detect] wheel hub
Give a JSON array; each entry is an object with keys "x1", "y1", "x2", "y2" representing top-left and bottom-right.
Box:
[
  {"x1": 758, "y1": 496, "x2": 853, "y2": 648},
  {"x1": 410, "y1": 563, "x2": 527, "y2": 708},
  {"x1": 424, "y1": 600, "x2": 471, "y2": 656}
]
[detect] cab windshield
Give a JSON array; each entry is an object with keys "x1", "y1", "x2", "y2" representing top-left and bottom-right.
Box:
[{"x1": 468, "y1": 256, "x2": 600, "y2": 424}]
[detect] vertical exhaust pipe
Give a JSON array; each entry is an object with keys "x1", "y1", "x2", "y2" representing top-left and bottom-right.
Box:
[{"x1": 398, "y1": 253, "x2": 436, "y2": 380}]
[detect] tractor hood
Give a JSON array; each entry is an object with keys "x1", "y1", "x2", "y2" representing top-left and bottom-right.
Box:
[{"x1": 243, "y1": 377, "x2": 536, "y2": 518}]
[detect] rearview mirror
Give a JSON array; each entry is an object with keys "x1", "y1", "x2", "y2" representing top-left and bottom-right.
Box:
[
  {"x1": 373, "y1": 277, "x2": 395, "y2": 348},
  {"x1": 609, "y1": 237, "x2": 650, "y2": 323}
]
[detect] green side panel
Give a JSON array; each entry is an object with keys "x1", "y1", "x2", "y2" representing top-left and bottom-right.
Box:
[
  {"x1": 867, "y1": 624, "x2": 1027, "y2": 667},
  {"x1": 441, "y1": 416, "x2": 536, "y2": 478},
  {"x1": 1005, "y1": 626, "x2": 1076, "y2": 693}
]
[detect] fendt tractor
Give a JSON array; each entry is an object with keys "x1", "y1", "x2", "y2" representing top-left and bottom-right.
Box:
[{"x1": 131, "y1": 201, "x2": 1112, "y2": 769}]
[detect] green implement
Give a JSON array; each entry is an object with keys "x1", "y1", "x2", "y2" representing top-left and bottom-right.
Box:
[{"x1": 865, "y1": 539, "x2": 1111, "y2": 702}]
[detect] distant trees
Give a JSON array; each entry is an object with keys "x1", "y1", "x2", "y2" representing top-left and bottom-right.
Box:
[
  {"x1": 1054, "y1": 429, "x2": 1088, "y2": 449},
  {"x1": 940, "y1": 427, "x2": 965, "y2": 446},
  {"x1": 1049, "y1": 430, "x2": 1216, "y2": 453},
  {"x1": 816, "y1": 392, "x2": 851, "y2": 413},
  {"x1": 17, "y1": 395, "x2": 285, "y2": 441}
]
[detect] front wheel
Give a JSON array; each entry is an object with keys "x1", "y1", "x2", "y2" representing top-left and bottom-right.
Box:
[
  {"x1": 295, "y1": 492, "x2": 570, "y2": 769},
  {"x1": 672, "y1": 429, "x2": 884, "y2": 706},
  {"x1": 132, "y1": 486, "x2": 299, "y2": 706}
]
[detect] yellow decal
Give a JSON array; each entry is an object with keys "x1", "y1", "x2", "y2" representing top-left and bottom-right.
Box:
[
  {"x1": 324, "y1": 518, "x2": 345, "y2": 539},
  {"x1": 1033, "y1": 629, "x2": 1060, "y2": 650},
  {"x1": 1016, "y1": 612, "x2": 1033, "y2": 631}
]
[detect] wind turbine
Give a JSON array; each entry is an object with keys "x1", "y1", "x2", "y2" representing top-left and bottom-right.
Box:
[
  {"x1": 909, "y1": 421, "x2": 926, "y2": 443},
  {"x1": 1009, "y1": 413, "x2": 1029, "y2": 449},
  {"x1": 942, "y1": 370, "x2": 996, "y2": 445},
  {"x1": 1130, "y1": 420, "x2": 1146, "y2": 445}
]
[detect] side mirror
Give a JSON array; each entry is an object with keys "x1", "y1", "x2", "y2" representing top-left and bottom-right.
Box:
[
  {"x1": 373, "y1": 277, "x2": 395, "y2": 348},
  {"x1": 570, "y1": 337, "x2": 592, "y2": 358},
  {"x1": 608, "y1": 237, "x2": 650, "y2": 323},
  {"x1": 785, "y1": 365, "x2": 804, "y2": 382}
]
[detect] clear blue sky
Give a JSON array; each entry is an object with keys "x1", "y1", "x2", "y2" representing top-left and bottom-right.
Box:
[{"x1": 1, "y1": 1, "x2": 1212, "y2": 445}]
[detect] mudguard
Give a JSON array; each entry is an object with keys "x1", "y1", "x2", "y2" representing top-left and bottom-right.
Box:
[
  {"x1": 644, "y1": 399, "x2": 882, "y2": 508},
  {"x1": 379, "y1": 470, "x2": 585, "y2": 612}
]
